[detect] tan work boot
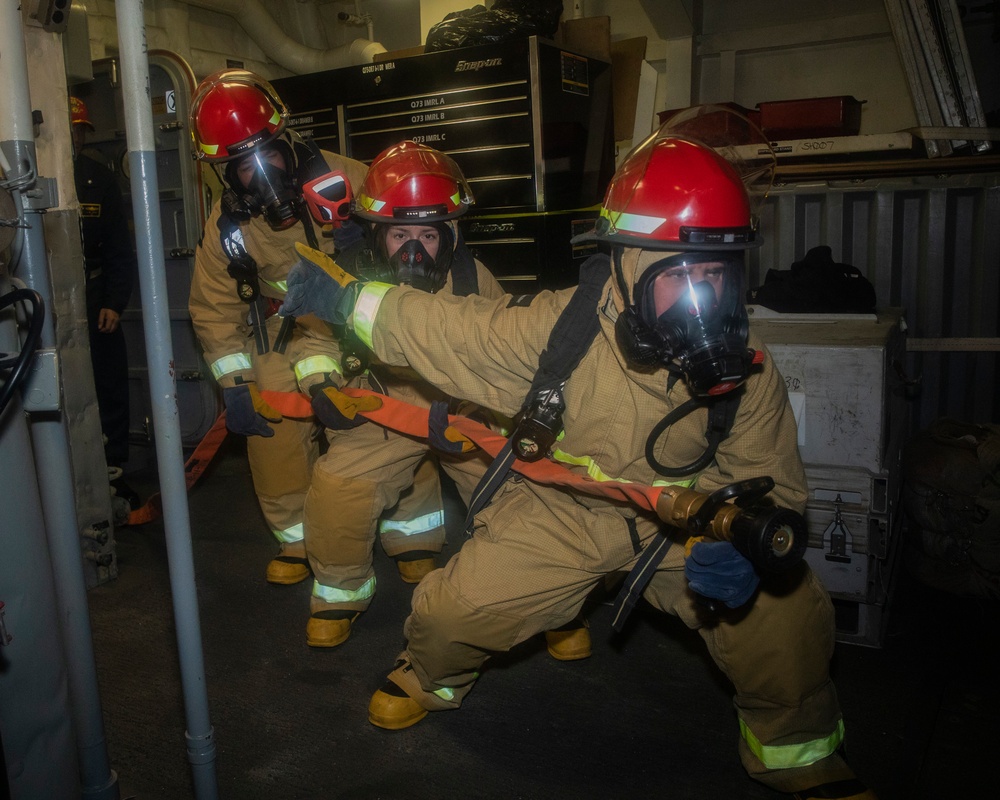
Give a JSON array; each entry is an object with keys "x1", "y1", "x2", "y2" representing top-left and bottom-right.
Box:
[
  {"x1": 266, "y1": 555, "x2": 310, "y2": 585},
  {"x1": 266, "y1": 542, "x2": 310, "y2": 585},
  {"x1": 306, "y1": 611, "x2": 358, "y2": 648},
  {"x1": 544, "y1": 619, "x2": 592, "y2": 661},
  {"x1": 368, "y1": 679, "x2": 428, "y2": 730},
  {"x1": 396, "y1": 556, "x2": 436, "y2": 584}
]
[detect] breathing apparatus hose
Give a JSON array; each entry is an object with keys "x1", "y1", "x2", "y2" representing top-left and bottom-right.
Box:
[
  {"x1": 0, "y1": 287, "x2": 44, "y2": 417},
  {"x1": 645, "y1": 398, "x2": 719, "y2": 477}
]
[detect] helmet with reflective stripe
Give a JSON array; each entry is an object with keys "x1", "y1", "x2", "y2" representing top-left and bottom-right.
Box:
[
  {"x1": 190, "y1": 69, "x2": 288, "y2": 162},
  {"x1": 355, "y1": 141, "x2": 473, "y2": 223},
  {"x1": 70, "y1": 96, "x2": 95, "y2": 130},
  {"x1": 594, "y1": 134, "x2": 756, "y2": 251}
]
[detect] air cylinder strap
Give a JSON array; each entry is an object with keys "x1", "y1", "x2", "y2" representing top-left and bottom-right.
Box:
[{"x1": 460, "y1": 254, "x2": 610, "y2": 530}]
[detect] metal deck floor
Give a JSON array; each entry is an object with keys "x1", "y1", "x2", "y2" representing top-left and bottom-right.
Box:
[{"x1": 87, "y1": 437, "x2": 998, "y2": 799}]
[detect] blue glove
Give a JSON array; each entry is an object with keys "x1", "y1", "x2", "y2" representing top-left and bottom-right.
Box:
[
  {"x1": 223, "y1": 382, "x2": 281, "y2": 437},
  {"x1": 282, "y1": 242, "x2": 363, "y2": 325},
  {"x1": 685, "y1": 540, "x2": 760, "y2": 609},
  {"x1": 310, "y1": 379, "x2": 381, "y2": 430}
]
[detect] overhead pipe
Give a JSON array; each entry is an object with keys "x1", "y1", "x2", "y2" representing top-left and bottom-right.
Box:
[
  {"x1": 287, "y1": 0, "x2": 330, "y2": 51},
  {"x1": 0, "y1": 7, "x2": 119, "y2": 800},
  {"x1": 339, "y1": 0, "x2": 375, "y2": 44},
  {"x1": 178, "y1": 0, "x2": 386, "y2": 73},
  {"x1": 115, "y1": 2, "x2": 220, "y2": 797}
]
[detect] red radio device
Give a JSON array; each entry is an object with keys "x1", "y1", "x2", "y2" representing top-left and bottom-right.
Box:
[{"x1": 302, "y1": 171, "x2": 352, "y2": 225}]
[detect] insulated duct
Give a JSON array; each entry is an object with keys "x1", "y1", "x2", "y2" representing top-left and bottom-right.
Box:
[{"x1": 178, "y1": 0, "x2": 386, "y2": 73}]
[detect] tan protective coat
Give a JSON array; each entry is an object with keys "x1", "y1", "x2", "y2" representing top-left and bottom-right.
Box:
[
  {"x1": 363, "y1": 271, "x2": 853, "y2": 792},
  {"x1": 188, "y1": 151, "x2": 368, "y2": 545},
  {"x1": 303, "y1": 260, "x2": 505, "y2": 613}
]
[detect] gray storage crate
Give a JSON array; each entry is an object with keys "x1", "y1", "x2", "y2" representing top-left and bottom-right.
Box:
[{"x1": 750, "y1": 309, "x2": 909, "y2": 646}]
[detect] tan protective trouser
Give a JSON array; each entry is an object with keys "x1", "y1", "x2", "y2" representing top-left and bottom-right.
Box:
[
  {"x1": 304, "y1": 421, "x2": 489, "y2": 613},
  {"x1": 394, "y1": 479, "x2": 851, "y2": 793},
  {"x1": 246, "y1": 332, "x2": 318, "y2": 547}
]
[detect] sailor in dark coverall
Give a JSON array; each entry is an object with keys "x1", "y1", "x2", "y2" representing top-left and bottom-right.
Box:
[{"x1": 71, "y1": 96, "x2": 138, "y2": 508}]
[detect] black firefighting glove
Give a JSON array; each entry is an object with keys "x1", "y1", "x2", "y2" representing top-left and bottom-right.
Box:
[{"x1": 223, "y1": 381, "x2": 281, "y2": 438}]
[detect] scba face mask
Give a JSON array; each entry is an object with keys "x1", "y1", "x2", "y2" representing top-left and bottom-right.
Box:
[
  {"x1": 388, "y1": 239, "x2": 437, "y2": 292},
  {"x1": 380, "y1": 223, "x2": 453, "y2": 293},
  {"x1": 222, "y1": 144, "x2": 301, "y2": 228},
  {"x1": 616, "y1": 252, "x2": 759, "y2": 396}
]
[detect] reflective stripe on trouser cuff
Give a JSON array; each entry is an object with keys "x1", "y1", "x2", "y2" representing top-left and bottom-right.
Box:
[
  {"x1": 353, "y1": 282, "x2": 394, "y2": 348},
  {"x1": 274, "y1": 523, "x2": 304, "y2": 544},
  {"x1": 387, "y1": 657, "x2": 477, "y2": 712},
  {"x1": 312, "y1": 576, "x2": 376, "y2": 604},
  {"x1": 379, "y1": 510, "x2": 445, "y2": 536},
  {"x1": 739, "y1": 718, "x2": 845, "y2": 770},
  {"x1": 433, "y1": 686, "x2": 456, "y2": 702},
  {"x1": 210, "y1": 352, "x2": 252, "y2": 380},
  {"x1": 295, "y1": 355, "x2": 338, "y2": 383}
]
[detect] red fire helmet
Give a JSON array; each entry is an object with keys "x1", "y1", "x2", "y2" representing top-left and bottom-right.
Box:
[
  {"x1": 354, "y1": 141, "x2": 474, "y2": 223},
  {"x1": 593, "y1": 134, "x2": 757, "y2": 251},
  {"x1": 70, "y1": 96, "x2": 95, "y2": 130},
  {"x1": 190, "y1": 69, "x2": 288, "y2": 162}
]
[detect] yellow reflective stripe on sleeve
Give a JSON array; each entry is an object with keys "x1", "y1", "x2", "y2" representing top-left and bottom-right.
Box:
[
  {"x1": 274, "y1": 523, "x2": 304, "y2": 544},
  {"x1": 551, "y1": 449, "x2": 630, "y2": 483},
  {"x1": 553, "y1": 447, "x2": 700, "y2": 492},
  {"x1": 261, "y1": 278, "x2": 288, "y2": 293},
  {"x1": 552, "y1": 449, "x2": 697, "y2": 488},
  {"x1": 353, "y1": 282, "x2": 395, "y2": 348},
  {"x1": 379, "y1": 511, "x2": 444, "y2": 536},
  {"x1": 211, "y1": 353, "x2": 252, "y2": 380},
  {"x1": 294, "y1": 355, "x2": 337, "y2": 383},
  {"x1": 652, "y1": 478, "x2": 696, "y2": 488},
  {"x1": 739, "y1": 718, "x2": 845, "y2": 770},
  {"x1": 312, "y1": 576, "x2": 376, "y2": 604}
]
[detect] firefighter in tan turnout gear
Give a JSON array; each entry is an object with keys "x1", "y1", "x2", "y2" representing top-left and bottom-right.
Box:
[
  {"x1": 282, "y1": 131, "x2": 877, "y2": 799},
  {"x1": 299, "y1": 142, "x2": 591, "y2": 660},
  {"x1": 188, "y1": 71, "x2": 439, "y2": 586}
]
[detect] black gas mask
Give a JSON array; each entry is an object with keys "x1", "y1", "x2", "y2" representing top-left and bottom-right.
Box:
[
  {"x1": 221, "y1": 142, "x2": 302, "y2": 228},
  {"x1": 377, "y1": 223, "x2": 452, "y2": 293},
  {"x1": 615, "y1": 251, "x2": 758, "y2": 396}
]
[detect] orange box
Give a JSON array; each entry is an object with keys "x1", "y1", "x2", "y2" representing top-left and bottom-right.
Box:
[
  {"x1": 655, "y1": 103, "x2": 762, "y2": 145},
  {"x1": 755, "y1": 96, "x2": 864, "y2": 140}
]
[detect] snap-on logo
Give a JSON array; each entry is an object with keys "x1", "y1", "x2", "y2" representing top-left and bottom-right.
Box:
[
  {"x1": 469, "y1": 222, "x2": 516, "y2": 233},
  {"x1": 455, "y1": 58, "x2": 502, "y2": 72}
]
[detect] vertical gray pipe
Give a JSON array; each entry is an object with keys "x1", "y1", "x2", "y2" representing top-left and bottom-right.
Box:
[
  {"x1": 0, "y1": 7, "x2": 119, "y2": 799},
  {"x1": 114, "y1": 2, "x2": 220, "y2": 797},
  {"x1": 0, "y1": 283, "x2": 78, "y2": 800}
]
